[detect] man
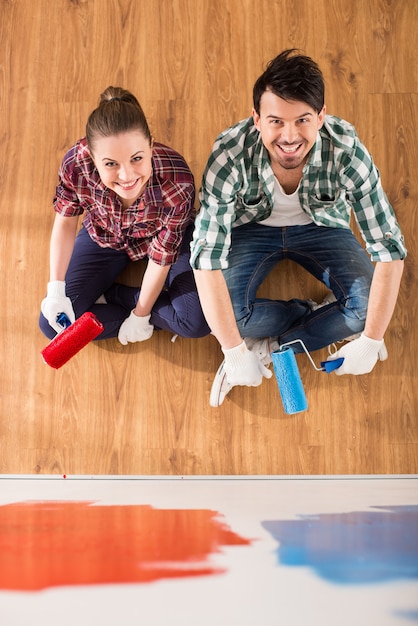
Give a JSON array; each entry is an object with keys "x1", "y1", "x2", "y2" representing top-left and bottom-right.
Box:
[{"x1": 190, "y1": 49, "x2": 406, "y2": 407}]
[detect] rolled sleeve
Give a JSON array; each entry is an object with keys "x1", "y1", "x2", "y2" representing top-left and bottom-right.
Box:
[
  {"x1": 190, "y1": 138, "x2": 245, "y2": 270},
  {"x1": 54, "y1": 158, "x2": 85, "y2": 218},
  {"x1": 148, "y1": 183, "x2": 195, "y2": 266},
  {"x1": 343, "y1": 146, "x2": 407, "y2": 262}
]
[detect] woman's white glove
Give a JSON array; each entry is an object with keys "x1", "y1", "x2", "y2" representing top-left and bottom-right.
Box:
[
  {"x1": 222, "y1": 341, "x2": 273, "y2": 387},
  {"x1": 330, "y1": 332, "x2": 387, "y2": 375},
  {"x1": 118, "y1": 310, "x2": 154, "y2": 345},
  {"x1": 41, "y1": 280, "x2": 75, "y2": 333}
]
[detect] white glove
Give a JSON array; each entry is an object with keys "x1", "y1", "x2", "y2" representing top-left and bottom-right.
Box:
[
  {"x1": 330, "y1": 332, "x2": 387, "y2": 376},
  {"x1": 41, "y1": 280, "x2": 75, "y2": 333},
  {"x1": 118, "y1": 310, "x2": 154, "y2": 345},
  {"x1": 222, "y1": 341, "x2": 273, "y2": 387}
]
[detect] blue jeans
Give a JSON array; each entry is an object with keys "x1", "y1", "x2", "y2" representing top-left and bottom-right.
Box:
[
  {"x1": 223, "y1": 222, "x2": 374, "y2": 353},
  {"x1": 39, "y1": 223, "x2": 210, "y2": 341}
]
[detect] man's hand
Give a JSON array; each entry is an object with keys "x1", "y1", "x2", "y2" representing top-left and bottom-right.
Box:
[
  {"x1": 330, "y1": 333, "x2": 387, "y2": 375},
  {"x1": 223, "y1": 341, "x2": 273, "y2": 386}
]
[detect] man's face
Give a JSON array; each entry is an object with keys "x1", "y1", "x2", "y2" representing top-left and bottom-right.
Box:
[{"x1": 253, "y1": 90, "x2": 325, "y2": 170}]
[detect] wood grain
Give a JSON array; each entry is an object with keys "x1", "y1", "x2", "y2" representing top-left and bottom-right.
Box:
[{"x1": 0, "y1": 0, "x2": 416, "y2": 475}]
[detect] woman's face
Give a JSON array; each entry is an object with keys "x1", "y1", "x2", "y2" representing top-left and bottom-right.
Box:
[{"x1": 91, "y1": 130, "x2": 153, "y2": 206}]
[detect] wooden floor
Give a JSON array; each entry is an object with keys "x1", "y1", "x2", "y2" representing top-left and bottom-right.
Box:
[{"x1": 1, "y1": 0, "x2": 417, "y2": 475}]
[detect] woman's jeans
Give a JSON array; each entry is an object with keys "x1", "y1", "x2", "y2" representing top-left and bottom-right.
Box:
[
  {"x1": 223, "y1": 222, "x2": 374, "y2": 353},
  {"x1": 39, "y1": 224, "x2": 210, "y2": 340}
]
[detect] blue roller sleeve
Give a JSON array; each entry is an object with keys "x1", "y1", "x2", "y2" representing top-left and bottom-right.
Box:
[{"x1": 271, "y1": 348, "x2": 308, "y2": 415}]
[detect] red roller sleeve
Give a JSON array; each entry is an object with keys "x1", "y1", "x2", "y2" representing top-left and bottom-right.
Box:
[{"x1": 41, "y1": 312, "x2": 104, "y2": 369}]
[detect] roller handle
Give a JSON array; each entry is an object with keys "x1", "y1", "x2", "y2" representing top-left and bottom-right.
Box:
[
  {"x1": 56, "y1": 312, "x2": 72, "y2": 329},
  {"x1": 320, "y1": 357, "x2": 344, "y2": 373}
]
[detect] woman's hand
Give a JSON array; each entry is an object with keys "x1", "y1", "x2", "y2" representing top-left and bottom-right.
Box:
[
  {"x1": 41, "y1": 280, "x2": 76, "y2": 332},
  {"x1": 118, "y1": 310, "x2": 154, "y2": 345}
]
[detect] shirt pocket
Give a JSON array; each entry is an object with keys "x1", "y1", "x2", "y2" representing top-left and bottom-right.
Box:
[
  {"x1": 85, "y1": 203, "x2": 114, "y2": 231},
  {"x1": 125, "y1": 219, "x2": 160, "y2": 240},
  {"x1": 308, "y1": 191, "x2": 349, "y2": 221},
  {"x1": 236, "y1": 193, "x2": 271, "y2": 222}
]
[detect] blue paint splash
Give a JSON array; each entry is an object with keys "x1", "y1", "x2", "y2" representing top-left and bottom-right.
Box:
[
  {"x1": 393, "y1": 610, "x2": 418, "y2": 622},
  {"x1": 261, "y1": 505, "x2": 418, "y2": 585}
]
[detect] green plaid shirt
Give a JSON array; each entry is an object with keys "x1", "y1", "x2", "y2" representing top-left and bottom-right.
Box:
[{"x1": 190, "y1": 115, "x2": 406, "y2": 270}]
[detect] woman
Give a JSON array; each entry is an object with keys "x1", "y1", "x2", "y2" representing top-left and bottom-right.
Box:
[{"x1": 40, "y1": 86, "x2": 210, "y2": 343}]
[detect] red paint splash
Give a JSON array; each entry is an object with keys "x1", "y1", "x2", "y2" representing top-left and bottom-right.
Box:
[{"x1": 0, "y1": 501, "x2": 252, "y2": 591}]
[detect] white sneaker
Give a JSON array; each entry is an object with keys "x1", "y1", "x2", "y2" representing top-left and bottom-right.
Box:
[
  {"x1": 308, "y1": 292, "x2": 337, "y2": 311},
  {"x1": 209, "y1": 360, "x2": 232, "y2": 407}
]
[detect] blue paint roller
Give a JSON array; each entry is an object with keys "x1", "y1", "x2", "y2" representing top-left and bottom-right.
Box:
[
  {"x1": 271, "y1": 340, "x2": 344, "y2": 415},
  {"x1": 271, "y1": 347, "x2": 308, "y2": 414}
]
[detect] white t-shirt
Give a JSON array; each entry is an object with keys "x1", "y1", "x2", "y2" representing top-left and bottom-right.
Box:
[{"x1": 261, "y1": 177, "x2": 313, "y2": 227}]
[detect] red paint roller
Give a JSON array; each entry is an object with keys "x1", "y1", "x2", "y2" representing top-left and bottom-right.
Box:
[{"x1": 41, "y1": 312, "x2": 104, "y2": 369}]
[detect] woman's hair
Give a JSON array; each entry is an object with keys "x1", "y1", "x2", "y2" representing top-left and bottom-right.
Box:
[
  {"x1": 86, "y1": 86, "x2": 152, "y2": 151},
  {"x1": 253, "y1": 49, "x2": 325, "y2": 114}
]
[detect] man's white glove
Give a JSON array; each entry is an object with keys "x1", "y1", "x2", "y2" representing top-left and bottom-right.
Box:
[
  {"x1": 41, "y1": 280, "x2": 75, "y2": 333},
  {"x1": 330, "y1": 332, "x2": 387, "y2": 375},
  {"x1": 118, "y1": 310, "x2": 154, "y2": 345},
  {"x1": 222, "y1": 341, "x2": 273, "y2": 387}
]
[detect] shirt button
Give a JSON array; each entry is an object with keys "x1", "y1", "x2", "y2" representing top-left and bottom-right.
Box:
[{"x1": 384, "y1": 232, "x2": 393, "y2": 239}]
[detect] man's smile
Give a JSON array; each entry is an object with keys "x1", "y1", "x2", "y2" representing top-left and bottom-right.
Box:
[{"x1": 276, "y1": 142, "x2": 303, "y2": 154}]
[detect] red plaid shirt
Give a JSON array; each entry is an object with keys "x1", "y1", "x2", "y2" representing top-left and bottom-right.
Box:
[{"x1": 54, "y1": 139, "x2": 195, "y2": 265}]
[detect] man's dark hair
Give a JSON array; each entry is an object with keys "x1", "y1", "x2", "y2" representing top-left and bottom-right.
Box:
[{"x1": 253, "y1": 49, "x2": 325, "y2": 114}]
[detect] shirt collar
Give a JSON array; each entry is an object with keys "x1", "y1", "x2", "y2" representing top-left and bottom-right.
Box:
[
  {"x1": 305, "y1": 130, "x2": 323, "y2": 168},
  {"x1": 143, "y1": 166, "x2": 162, "y2": 205}
]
